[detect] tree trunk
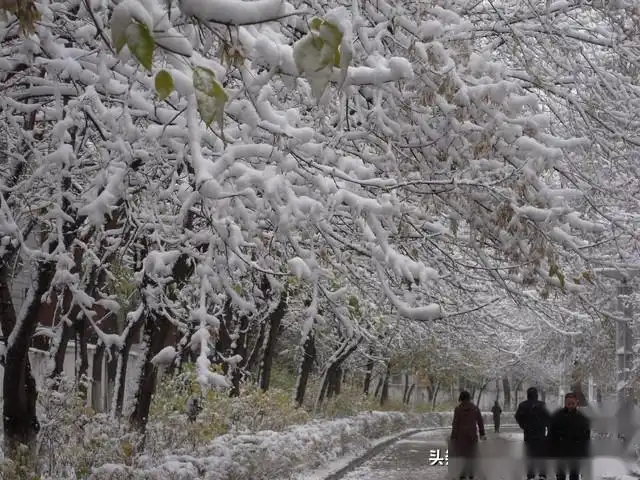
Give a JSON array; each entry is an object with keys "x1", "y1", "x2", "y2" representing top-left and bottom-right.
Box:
[
  {"x1": 259, "y1": 290, "x2": 287, "y2": 392},
  {"x1": 129, "y1": 314, "x2": 172, "y2": 431},
  {"x1": 327, "y1": 366, "x2": 342, "y2": 398},
  {"x1": 514, "y1": 379, "x2": 524, "y2": 406},
  {"x1": 374, "y1": 375, "x2": 384, "y2": 398},
  {"x1": 363, "y1": 353, "x2": 374, "y2": 395},
  {"x1": 230, "y1": 312, "x2": 249, "y2": 397},
  {"x1": 502, "y1": 376, "x2": 511, "y2": 410},
  {"x1": 431, "y1": 382, "x2": 441, "y2": 409},
  {"x1": 112, "y1": 307, "x2": 145, "y2": 417},
  {"x1": 48, "y1": 311, "x2": 75, "y2": 380},
  {"x1": 245, "y1": 275, "x2": 274, "y2": 374},
  {"x1": 316, "y1": 338, "x2": 360, "y2": 406},
  {"x1": 405, "y1": 384, "x2": 415, "y2": 405},
  {"x1": 91, "y1": 341, "x2": 105, "y2": 412},
  {"x1": 402, "y1": 372, "x2": 410, "y2": 404},
  {"x1": 294, "y1": 331, "x2": 316, "y2": 406},
  {"x1": 1, "y1": 261, "x2": 53, "y2": 455},
  {"x1": 477, "y1": 381, "x2": 488, "y2": 407},
  {"x1": 380, "y1": 364, "x2": 391, "y2": 406},
  {"x1": 76, "y1": 318, "x2": 90, "y2": 399}
]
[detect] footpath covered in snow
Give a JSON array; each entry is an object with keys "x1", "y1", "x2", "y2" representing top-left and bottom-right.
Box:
[{"x1": 313, "y1": 428, "x2": 640, "y2": 480}]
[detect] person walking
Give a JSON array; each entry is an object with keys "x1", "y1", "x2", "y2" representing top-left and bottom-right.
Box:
[
  {"x1": 548, "y1": 392, "x2": 591, "y2": 480},
  {"x1": 449, "y1": 390, "x2": 486, "y2": 480},
  {"x1": 515, "y1": 387, "x2": 551, "y2": 480},
  {"x1": 491, "y1": 400, "x2": 502, "y2": 433}
]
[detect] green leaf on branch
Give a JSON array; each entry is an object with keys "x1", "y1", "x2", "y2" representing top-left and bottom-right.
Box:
[
  {"x1": 292, "y1": 17, "x2": 351, "y2": 99},
  {"x1": 548, "y1": 264, "x2": 565, "y2": 291},
  {"x1": 155, "y1": 70, "x2": 174, "y2": 100},
  {"x1": 192, "y1": 66, "x2": 228, "y2": 127},
  {"x1": 126, "y1": 22, "x2": 155, "y2": 70}
]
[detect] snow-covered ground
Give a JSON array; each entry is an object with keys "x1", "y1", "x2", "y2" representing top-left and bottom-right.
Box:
[{"x1": 88, "y1": 411, "x2": 457, "y2": 480}]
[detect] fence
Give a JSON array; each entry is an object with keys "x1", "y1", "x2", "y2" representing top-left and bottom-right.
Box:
[{"x1": 0, "y1": 341, "x2": 139, "y2": 412}]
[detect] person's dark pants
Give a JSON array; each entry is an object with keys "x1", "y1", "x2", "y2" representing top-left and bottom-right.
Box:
[
  {"x1": 459, "y1": 456, "x2": 476, "y2": 479},
  {"x1": 555, "y1": 458, "x2": 580, "y2": 480},
  {"x1": 525, "y1": 441, "x2": 546, "y2": 479},
  {"x1": 493, "y1": 416, "x2": 500, "y2": 432},
  {"x1": 452, "y1": 444, "x2": 478, "y2": 479}
]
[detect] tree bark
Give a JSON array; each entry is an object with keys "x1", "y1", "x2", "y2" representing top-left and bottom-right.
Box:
[
  {"x1": 502, "y1": 376, "x2": 511, "y2": 410},
  {"x1": 380, "y1": 364, "x2": 391, "y2": 406},
  {"x1": 230, "y1": 311, "x2": 249, "y2": 397},
  {"x1": 112, "y1": 309, "x2": 145, "y2": 417},
  {"x1": 374, "y1": 375, "x2": 384, "y2": 398},
  {"x1": 476, "y1": 381, "x2": 488, "y2": 407},
  {"x1": 129, "y1": 314, "x2": 173, "y2": 431},
  {"x1": 91, "y1": 341, "x2": 105, "y2": 412},
  {"x1": 405, "y1": 384, "x2": 415, "y2": 405},
  {"x1": 363, "y1": 353, "x2": 374, "y2": 395},
  {"x1": 76, "y1": 318, "x2": 90, "y2": 399},
  {"x1": 431, "y1": 381, "x2": 441, "y2": 409},
  {"x1": 327, "y1": 365, "x2": 343, "y2": 399},
  {"x1": 316, "y1": 338, "x2": 360, "y2": 405},
  {"x1": 1, "y1": 261, "x2": 53, "y2": 455},
  {"x1": 402, "y1": 372, "x2": 410, "y2": 404},
  {"x1": 294, "y1": 331, "x2": 316, "y2": 407},
  {"x1": 259, "y1": 290, "x2": 287, "y2": 392}
]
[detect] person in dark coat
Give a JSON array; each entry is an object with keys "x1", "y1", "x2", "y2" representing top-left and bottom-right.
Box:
[
  {"x1": 515, "y1": 387, "x2": 551, "y2": 480},
  {"x1": 450, "y1": 390, "x2": 486, "y2": 479},
  {"x1": 548, "y1": 392, "x2": 591, "y2": 480},
  {"x1": 491, "y1": 400, "x2": 502, "y2": 433}
]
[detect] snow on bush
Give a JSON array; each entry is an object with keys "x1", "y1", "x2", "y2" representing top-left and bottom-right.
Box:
[
  {"x1": 0, "y1": 372, "x2": 506, "y2": 479},
  {"x1": 87, "y1": 411, "x2": 501, "y2": 480}
]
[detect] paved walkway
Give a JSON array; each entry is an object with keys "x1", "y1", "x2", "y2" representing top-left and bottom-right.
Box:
[{"x1": 334, "y1": 427, "x2": 636, "y2": 480}]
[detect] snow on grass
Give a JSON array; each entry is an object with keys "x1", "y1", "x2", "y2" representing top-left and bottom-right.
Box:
[
  {"x1": 86, "y1": 411, "x2": 506, "y2": 479},
  {"x1": 86, "y1": 411, "x2": 486, "y2": 480}
]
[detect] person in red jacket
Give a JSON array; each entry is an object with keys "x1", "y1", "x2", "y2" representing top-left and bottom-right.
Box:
[{"x1": 449, "y1": 390, "x2": 486, "y2": 480}]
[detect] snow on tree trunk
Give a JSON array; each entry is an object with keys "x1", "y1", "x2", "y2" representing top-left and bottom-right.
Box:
[
  {"x1": 76, "y1": 318, "x2": 90, "y2": 399},
  {"x1": 2, "y1": 261, "x2": 53, "y2": 456},
  {"x1": 230, "y1": 312, "x2": 249, "y2": 398},
  {"x1": 112, "y1": 306, "x2": 145, "y2": 417}
]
